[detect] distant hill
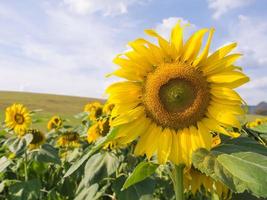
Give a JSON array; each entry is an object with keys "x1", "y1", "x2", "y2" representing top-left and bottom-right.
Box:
[
  {"x1": 0, "y1": 91, "x2": 105, "y2": 130},
  {"x1": 254, "y1": 101, "x2": 267, "y2": 115},
  {"x1": 0, "y1": 91, "x2": 104, "y2": 115}
]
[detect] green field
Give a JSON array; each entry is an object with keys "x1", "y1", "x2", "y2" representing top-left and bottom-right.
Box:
[
  {"x1": 0, "y1": 91, "x2": 105, "y2": 131},
  {"x1": 0, "y1": 91, "x2": 264, "y2": 131}
]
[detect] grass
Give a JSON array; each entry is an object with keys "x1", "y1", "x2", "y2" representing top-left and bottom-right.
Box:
[
  {"x1": 0, "y1": 91, "x2": 264, "y2": 131},
  {"x1": 0, "y1": 91, "x2": 105, "y2": 131}
]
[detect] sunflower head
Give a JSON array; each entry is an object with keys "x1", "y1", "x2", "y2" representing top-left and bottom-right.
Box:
[
  {"x1": 87, "y1": 118, "x2": 111, "y2": 143},
  {"x1": 5, "y1": 103, "x2": 32, "y2": 135},
  {"x1": 27, "y1": 129, "x2": 46, "y2": 150},
  {"x1": 84, "y1": 101, "x2": 103, "y2": 121},
  {"x1": 47, "y1": 116, "x2": 63, "y2": 131},
  {"x1": 57, "y1": 131, "x2": 80, "y2": 148},
  {"x1": 103, "y1": 102, "x2": 115, "y2": 116},
  {"x1": 184, "y1": 168, "x2": 230, "y2": 199},
  {"x1": 106, "y1": 22, "x2": 249, "y2": 166}
]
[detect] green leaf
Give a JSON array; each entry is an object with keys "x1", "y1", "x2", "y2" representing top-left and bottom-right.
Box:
[
  {"x1": 64, "y1": 127, "x2": 120, "y2": 178},
  {"x1": 250, "y1": 123, "x2": 267, "y2": 133},
  {"x1": 213, "y1": 137, "x2": 267, "y2": 156},
  {"x1": 74, "y1": 112, "x2": 89, "y2": 119},
  {"x1": 122, "y1": 161, "x2": 158, "y2": 190},
  {"x1": 0, "y1": 156, "x2": 11, "y2": 173},
  {"x1": 113, "y1": 176, "x2": 155, "y2": 200},
  {"x1": 34, "y1": 144, "x2": 61, "y2": 164},
  {"x1": 63, "y1": 148, "x2": 91, "y2": 178},
  {"x1": 83, "y1": 151, "x2": 120, "y2": 185},
  {"x1": 8, "y1": 179, "x2": 41, "y2": 200},
  {"x1": 192, "y1": 137, "x2": 267, "y2": 198},
  {"x1": 74, "y1": 183, "x2": 99, "y2": 200}
]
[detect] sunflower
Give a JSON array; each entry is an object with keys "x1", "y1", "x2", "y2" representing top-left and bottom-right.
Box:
[
  {"x1": 5, "y1": 103, "x2": 32, "y2": 135},
  {"x1": 57, "y1": 131, "x2": 80, "y2": 148},
  {"x1": 106, "y1": 22, "x2": 249, "y2": 166},
  {"x1": 27, "y1": 129, "x2": 46, "y2": 150},
  {"x1": 47, "y1": 116, "x2": 63, "y2": 131},
  {"x1": 84, "y1": 102, "x2": 103, "y2": 121},
  {"x1": 87, "y1": 118, "x2": 110, "y2": 143},
  {"x1": 184, "y1": 168, "x2": 230, "y2": 199},
  {"x1": 246, "y1": 118, "x2": 265, "y2": 128},
  {"x1": 103, "y1": 102, "x2": 115, "y2": 116}
]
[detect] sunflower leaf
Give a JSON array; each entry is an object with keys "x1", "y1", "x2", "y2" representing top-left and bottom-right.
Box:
[
  {"x1": 113, "y1": 176, "x2": 155, "y2": 200},
  {"x1": 64, "y1": 127, "x2": 120, "y2": 178},
  {"x1": 34, "y1": 144, "x2": 61, "y2": 164},
  {"x1": 0, "y1": 156, "x2": 12, "y2": 173},
  {"x1": 122, "y1": 161, "x2": 159, "y2": 190},
  {"x1": 192, "y1": 137, "x2": 267, "y2": 198}
]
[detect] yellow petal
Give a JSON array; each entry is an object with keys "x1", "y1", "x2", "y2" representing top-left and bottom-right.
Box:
[
  {"x1": 134, "y1": 123, "x2": 156, "y2": 156},
  {"x1": 207, "y1": 71, "x2": 249, "y2": 88},
  {"x1": 107, "y1": 69, "x2": 144, "y2": 81},
  {"x1": 180, "y1": 128, "x2": 191, "y2": 166},
  {"x1": 202, "y1": 117, "x2": 228, "y2": 135},
  {"x1": 207, "y1": 107, "x2": 241, "y2": 129},
  {"x1": 203, "y1": 54, "x2": 242, "y2": 75},
  {"x1": 204, "y1": 43, "x2": 237, "y2": 66},
  {"x1": 115, "y1": 116, "x2": 151, "y2": 143},
  {"x1": 210, "y1": 86, "x2": 243, "y2": 102},
  {"x1": 171, "y1": 22, "x2": 183, "y2": 54},
  {"x1": 128, "y1": 40, "x2": 157, "y2": 67},
  {"x1": 157, "y1": 128, "x2": 172, "y2": 164},
  {"x1": 194, "y1": 28, "x2": 215, "y2": 66},
  {"x1": 145, "y1": 124, "x2": 161, "y2": 159},
  {"x1": 145, "y1": 29, "x2": 175, "y2": 58},
  {"x1": 197, "y1": 121, "x2": 212, "y2": 150},
  {"x1": 111, "y1": 106, "x2": 145, "y2": 126},
  {"x1": 181, "y1": 29, "x2": 209, "y2": 62},
  {"x1": 169, "y1": 130, "x2": 181, "y2": 165}
]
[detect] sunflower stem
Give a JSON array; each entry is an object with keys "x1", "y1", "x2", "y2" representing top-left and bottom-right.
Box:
[
  {"x1": 24, "y1": 151, "x2": 28, "y2": 181},
  {"x1": 172, "y1": 164, "x2": 185, "y2": 200}
]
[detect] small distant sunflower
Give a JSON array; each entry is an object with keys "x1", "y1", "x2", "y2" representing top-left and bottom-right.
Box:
[
  {"x1": 47, "y1": 116, "x2": 63, "y2": 131},
  {"x1": 87, "y1": 118, "x2": 110, "y2": 143},
  {"x1": 5, "y1": 103, "x2": 32, "y2": 135},
  {"x1": 103, "y1": 102, "x2": 115, "y2": 116},
  {"x1": 247, "y1": 118, "x2": 264, "y2": 128},
  {"x1": 27, "y1": 129, "x2": 46, "y2": 150},
  {"x1": 184, "y1": 168, "x2": 230, "y2": 199},
  {"x1": 84, "y1": 102, "x2": 103, "y2": 121},
  {"x1": 106, "y1": 22, "x2": 249, "y2": 166},
  {"x1": 57, "y1": 131, "x2": 80, "y2": 148}
]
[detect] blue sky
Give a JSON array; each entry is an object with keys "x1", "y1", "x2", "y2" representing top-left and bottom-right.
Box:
[{"x1": 0, "y1": 0, "x2": 266, "y2": 105}]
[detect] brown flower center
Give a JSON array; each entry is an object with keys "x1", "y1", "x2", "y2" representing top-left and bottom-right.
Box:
[
  {"x1": 143, "y1": 62, "x2": 210, "y2": 130},
  {"x1": 14, "y1": 114, "x2": 24, "y2": 124}
]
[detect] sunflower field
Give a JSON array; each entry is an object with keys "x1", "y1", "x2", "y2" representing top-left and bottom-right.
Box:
[{"x1": 1, "y1": 23, "x2": 267, "y2": 200}]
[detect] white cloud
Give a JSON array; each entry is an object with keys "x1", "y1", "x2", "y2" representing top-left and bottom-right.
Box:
[
  {"x1": 155, "y1": 17, "x2": 196, "y2": 40},
  {"x1": 207, "y1": 0, "x2": 254, "y2": 19},
  {"x1": 62, "y1": 0, "x2": 148, "y2": 16},
  {"x1": 226, "y1": 15, "x2": 267, "y2": 104},
  {"x1": 0, "y1": 2, "x2": 129, "y2": 98},
  {"x1": 233, "y1": 15, "x2": 267, "y2": 67}
]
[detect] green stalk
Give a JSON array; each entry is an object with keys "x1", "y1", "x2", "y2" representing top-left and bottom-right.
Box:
[
  {"x1": 172, "y1": 164, "x2": 185, "y2": 200},
  {"x1": 24, "y1": 151, "x2": 28, "y2": 181}
]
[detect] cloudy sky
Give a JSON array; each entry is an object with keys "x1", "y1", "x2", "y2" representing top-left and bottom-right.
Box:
[{"x1": 0, "y1": 0, "x2": 266, "y2": 105}]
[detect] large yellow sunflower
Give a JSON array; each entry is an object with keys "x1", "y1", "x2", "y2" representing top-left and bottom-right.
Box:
[
  {"x1": 106, "y1": 23, "x2": 249, "y2": 166},
  {"x1": 5, "y1": 103, "x2": 32, "y2": 135},
  {"x1": 27, "y1": 129, "x2": 46, "y2": 150}
]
